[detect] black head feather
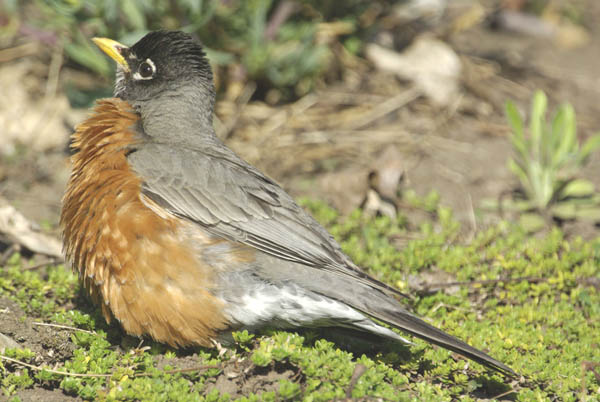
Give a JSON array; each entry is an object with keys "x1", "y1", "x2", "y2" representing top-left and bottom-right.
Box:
[
  {"x1": 115, "y1": 30, "x2": 214, "y2": 105},
  {"x1": 130, "y1": 31, "x2": 213, "y2": 82}
]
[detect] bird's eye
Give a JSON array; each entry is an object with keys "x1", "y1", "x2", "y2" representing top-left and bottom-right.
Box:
[
  {"x1": 139, "y1": 61, "x2": 153, "y2": 77},
  {"x1": 135, "y1": 59, "x2": 156, "y2": 80}
]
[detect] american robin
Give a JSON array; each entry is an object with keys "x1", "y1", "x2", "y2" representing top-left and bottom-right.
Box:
[{"x1": 61, "y1": 30, "x2": 514, "y2": 376}]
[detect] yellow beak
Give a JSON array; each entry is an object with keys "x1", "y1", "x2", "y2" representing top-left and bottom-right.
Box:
[{"x1": 92, "y1": 37, "x2": 130, "y2": 72}]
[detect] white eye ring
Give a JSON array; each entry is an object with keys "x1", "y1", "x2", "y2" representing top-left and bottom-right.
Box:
[{"x1": 133, "y1": 58, "x2": 156, "y2": 80}]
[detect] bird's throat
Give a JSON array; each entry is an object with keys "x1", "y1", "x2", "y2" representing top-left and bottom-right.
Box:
[{"x1": 134, "y1": 90, "x2": 216, "y2": 146}]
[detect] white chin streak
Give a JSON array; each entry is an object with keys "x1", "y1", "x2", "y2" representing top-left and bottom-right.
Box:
[{"x1": 114, "y1": 68, "x2": 126, "y2": 97}]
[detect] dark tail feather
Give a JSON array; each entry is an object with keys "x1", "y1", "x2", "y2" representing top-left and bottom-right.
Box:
[{"x1": 374, "y1": 309, "x2": 516, "y2": 377}]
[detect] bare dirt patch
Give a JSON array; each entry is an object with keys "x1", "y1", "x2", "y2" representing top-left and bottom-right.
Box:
[
  {"x1": 205, "y1": 360, "x2": 299, "y2": 398},
  {"x1": 0, "y1": 297, "x2": 75, "y2": 365}
]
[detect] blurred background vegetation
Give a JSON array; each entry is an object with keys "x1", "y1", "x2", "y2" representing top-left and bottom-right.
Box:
[
  {"x1": 0, "y1": 0, "x2": 591, "y2": 104},
  {"x1": 1, "y1": 0, "x2": 399, "y2": 104}
]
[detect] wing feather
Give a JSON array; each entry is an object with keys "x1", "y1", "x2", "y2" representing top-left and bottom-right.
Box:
[{"x1": 129, "y1": 142, "x2": 406, "y2": 297}]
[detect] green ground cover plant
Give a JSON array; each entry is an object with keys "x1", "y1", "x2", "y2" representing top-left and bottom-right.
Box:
[
  {"x1": 502, "y1": 90, "x2": 600, "y2": 231},
  {"x1": 1, "y1": 195, "x2": 599, "y2": 401}
]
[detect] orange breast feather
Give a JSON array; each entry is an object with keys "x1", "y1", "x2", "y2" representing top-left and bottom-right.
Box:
[{"x1": 61, "y1": 99, "x2": 227, "y2": 347}]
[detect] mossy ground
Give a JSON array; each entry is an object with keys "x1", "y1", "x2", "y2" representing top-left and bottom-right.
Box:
[{"x1": 1, "y1": 196, "x2": 599, "y2": 401}]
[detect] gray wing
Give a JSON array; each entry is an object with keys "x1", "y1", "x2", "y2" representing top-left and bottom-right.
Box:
[{"x1": 128, "y1": 142, "x2": 404, "y2": 296}]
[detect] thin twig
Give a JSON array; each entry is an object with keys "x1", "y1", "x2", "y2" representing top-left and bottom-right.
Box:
[
  {"x1": 345, "y1": 87, "x2": 421, "y2": 130},
  {"x1": 425, "y1": 135, "x2": 474, "y2": 154},
  {"x1": 0, "y1": 355, "x2": 112, "y2": 378},
  {"x1": 318, "y1": 91, "x2": 388, "y2": 106},
  {"x1": 0, "y1": 42, "x2": 39, "y2": 63},
  {"x1": 32, "y1": 322, "x2": 96, "y2": 335},
  {"x1": 465, "y1": 191, "x2": 477, "y2": 243},
  {"x1": 490, "y1": 388, "x2": 518, "y2": 400},
  {"x1": 273, "y1": 128, "x2": 413, "y2": 148},
  {"x1": 346, "y1": 363, "x2": 367, "y2": 398},
  {"x1": 1, "y1": 355, "x2": 220, "y2": 379},
  {"x1": 423, "y1": 275, "x2": 600, "y2": 293},
  {"x1": 134, "y1": 365, "x2": 220, "y2": 377},
  {"x1": 422, "y1": 276, "x2": 546, "y2": 291},
  {"x1": 24, "y1": 258, "x2": 63, "y2": 271},
  {"x1": 431, "y1": 302, "x2": 477, "y2": 315},
  {"x1": 257, "y1": 93, "x2": 319, "y2": 146}
]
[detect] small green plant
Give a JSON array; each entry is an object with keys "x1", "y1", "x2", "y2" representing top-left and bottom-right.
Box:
[
  {"x1": 504, "y1": 90, "x2": 600, "y2": 230},
  {"x1": 232, "y1": 330, "x2": 255, "y2": 351}
]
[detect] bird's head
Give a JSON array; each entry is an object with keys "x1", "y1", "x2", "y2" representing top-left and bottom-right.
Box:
[{"x1": 93, "y1": 31, "x2": 216, "y2": 142}]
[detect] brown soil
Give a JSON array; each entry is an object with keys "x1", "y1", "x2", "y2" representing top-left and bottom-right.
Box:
[
  {"x1": 0, "y1": 297, "x2": 80, "y2": 402},
  {"x1": 0, "y1": 297, "x2": 75, "y2": 364}
]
